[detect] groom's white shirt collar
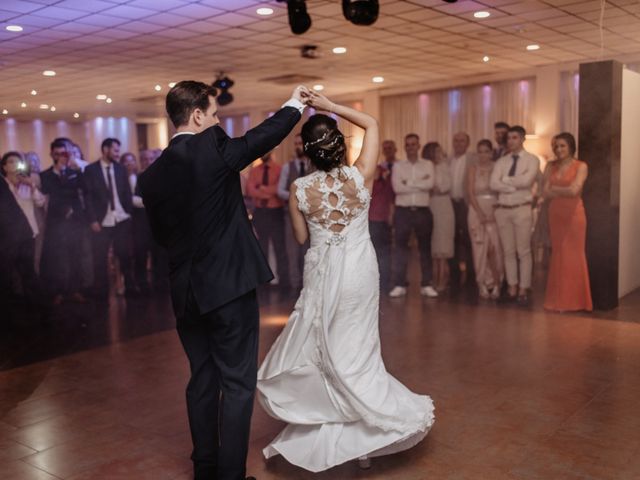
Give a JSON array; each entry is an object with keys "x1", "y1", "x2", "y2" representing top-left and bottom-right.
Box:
[{"x1": 171, "y1": 131, "x2": 195, "y2": 140}]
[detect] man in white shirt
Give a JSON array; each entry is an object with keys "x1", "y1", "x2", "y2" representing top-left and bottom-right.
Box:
[
  {"x1": 449, "y1": 131, "x2": 476, "y2": 295},
  {"x1": 490, "y1": 125, "x2": 540, "y2": 306},
  {"x1": 277, "y1": 133, "x2": 310, "y2": 291},
  {"x1": 84, "y1": 138, "x2": 136, "y2": 299},
  {"x1": 389, "y1": 133, "x2": 438, "y2": 298}
]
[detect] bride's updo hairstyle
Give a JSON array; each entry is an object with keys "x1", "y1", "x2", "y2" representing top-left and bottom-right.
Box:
[{"x1": 301, "y1": 114, "x2": 346, "y2": 172}]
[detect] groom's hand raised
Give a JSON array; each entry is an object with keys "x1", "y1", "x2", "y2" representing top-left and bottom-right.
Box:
[{"x1": 292, "y1": 85, "x2": 312, "y2": 104}]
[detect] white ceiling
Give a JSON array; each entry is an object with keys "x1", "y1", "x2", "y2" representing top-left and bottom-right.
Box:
[{"x1": 1, "y1": 0, "x2": 640, "y2": 120}]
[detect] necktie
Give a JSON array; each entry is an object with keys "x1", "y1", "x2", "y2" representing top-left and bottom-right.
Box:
[
  {"x1": 299, "y1": 161, "x2": 305, "y2": 177},
  {"x1": 261, "y1": 164, "x2": 269, "y2": 207},
  {"x1": 106, "y1": 165, "x2": 115, "y2": 210},
  {"x1": 508, "y1": 154, "x2": 519, "y2": 177}
]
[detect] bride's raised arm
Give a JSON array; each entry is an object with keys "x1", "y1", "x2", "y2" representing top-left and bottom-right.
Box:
[{"x1": 307, "y1": 92, "x2": 379, "y2": 186}]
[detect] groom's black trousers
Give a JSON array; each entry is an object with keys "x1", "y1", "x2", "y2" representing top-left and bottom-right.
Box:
[{"x1": 177, "y1": 288, "x2": 260, "y2": 480}]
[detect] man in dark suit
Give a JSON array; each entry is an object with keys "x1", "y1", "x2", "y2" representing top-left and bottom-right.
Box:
[
  {"x1": 39, "y1": 139, "x2": 87, "y2": 305},
  {"x1": 138, "y1": 81, "x2": 307, "y2": 480},
  {"x1": 84, "y1": 138, "x2": 135, "y2": 298}
]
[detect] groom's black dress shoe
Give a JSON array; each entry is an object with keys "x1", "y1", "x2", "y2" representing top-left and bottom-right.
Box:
[{"x1": 246, "y1": 477, "x2": 257, "y2": 480}]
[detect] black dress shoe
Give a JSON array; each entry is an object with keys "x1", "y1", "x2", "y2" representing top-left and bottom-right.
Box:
[
  {"x1": 517, "y1": 293, "x2": 532, "y2": 308},
  {"x1": 246, "y1": 477, "x2": 257, "y2": 480}
]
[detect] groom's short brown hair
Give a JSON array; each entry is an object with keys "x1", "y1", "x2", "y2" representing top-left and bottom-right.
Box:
[{"x1": 166, "y1": 80, "x2": 218, "y2": 128}]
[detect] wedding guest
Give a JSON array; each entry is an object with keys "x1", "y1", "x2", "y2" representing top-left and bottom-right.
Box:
[
  {"x1": 249, "y1": 151, "x2": 290, "y2": 289},
  {"x1": 467, "y1": 140, "x2": 503, "y2": 300},
  {"x1": 69, "y1": 142, "x2": 88, "y2": 171},
  {"x1": 24, "y1": 151, "x2": 45, "y2": 273},
  {"x1": 369, "y1": 163, "x2": 394, "y2": 292},
  {"x1": 381, "y1": 139, "x2": 398, "y2": 172},
  {"x1": 40, "y1": 139, "x2": 88, "y2": 305},
  {"x1": 390, "y1": 133, "x2": 437, "y2": 298},
  {"x1": 448, "y1": 131, "x2": 476, "y2": 295},
  {"x1": 0, "y1": 152, "x2": 45, "y2": 313},
  {"x1": 493, "y1": 122, "x2": 510, "y2": 160},
  {"x1": 84, "y1": 138, "x2": 136, "y2": 299},
  {"x1": 277, "y1": 133, "x2": 309, "y2": 290},
  {"x1": 543, "y1": 133, "x2": 592, "y2": 311},
  {"x1": 490, "y1": 126, "x2": 540, "y2": 306},
  {"x1": 422, "y1": 142, "x2": 454, "y2": 293}
]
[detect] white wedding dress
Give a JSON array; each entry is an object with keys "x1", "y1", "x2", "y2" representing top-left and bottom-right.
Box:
[{"x1": 257, "y1": 165, "x2": 435, "y2": 472}]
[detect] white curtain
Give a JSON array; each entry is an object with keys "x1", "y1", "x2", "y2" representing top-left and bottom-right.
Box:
[
  {"x1": 380, "y1": 78, "x2": 536, "y2": 156},
  {"x1": 0, "y1": 116, "x2": 138, "y2": 170},
  {"x1": 559, "y1": 71, "x2": 580, "y2": 137}
]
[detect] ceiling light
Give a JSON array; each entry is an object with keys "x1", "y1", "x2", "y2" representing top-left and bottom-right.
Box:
[
  {"x1": 2, "y1": 109, "x2": 8, "y2": 115},
  {"x1": 372, "y1": 76, "x2": 384, "y2": 83},
  {"x1": 474, "y1": 11, "x2": 491, "y2": 19},
  {"x1": 39, "y1": 104, "x2": 49, "y2": 110},
  {"x1": 96, "y1": 94, "x2": 107, "y2": 100},
  {"x1": 284, "y1": 0, "x2": 312, "y2": 35},
  {"x1": 343, "y1": 0, "x2": 379, "y2": 26},
  {"x1": 106, "y1": 97, "x2": 112, "y2": 103},
  {"x1": 256, "y1": 7, "x2": 274, "y2": 15},
  {"x1": 30, "y1": 90, "x2": 37, "y2": 96},
  {"x1": 313, "y1": 84, "x2": 324, "y2": 91},
  {"x1": 483, "y1": 56, "x2": 490, "y2": 62},
  {"x1": 6, "y1": 25, "x2": 23, "y2": 32},
  {"x1": 154, "y1": 84, "x2": 162, "y2": 91},
  {"x1": 168, "y1": 82, "x2": 176, "y2": 88},
  {"x1": 332, "y1": 47, "x2": 347, "y2": 54},
  {"x1": 73, "y1": 112, "x2": 80, "y2": 118},
  {"x1": 526, "y1": 44, "x2": 540, "y2": 51},
  {"x1": 50, "y1": 106, "x2": 56, "y2": 112},
  {"x1": 42, "y1": 70, "x2": 56, "y2": 77},
  {"x1": 21, "y1": 102, "x2": 27, "y2": 108}
]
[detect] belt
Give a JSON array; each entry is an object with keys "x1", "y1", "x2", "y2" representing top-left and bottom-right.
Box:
[
  {"x1": 398, "y1": 206, "x2": 429, "y2": 211},
  {"x1": 497, "y1": 202, "x2": 532, "y2": 210}
]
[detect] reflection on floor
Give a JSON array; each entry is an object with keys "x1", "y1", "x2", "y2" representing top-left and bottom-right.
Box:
[{"x1": 1, "y1": 284, "x2": 640, "y2": 479}]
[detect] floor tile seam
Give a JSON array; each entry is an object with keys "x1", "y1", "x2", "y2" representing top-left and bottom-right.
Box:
[{"x1": 17, "y1": 458, "x2": 65, "y2": 479}]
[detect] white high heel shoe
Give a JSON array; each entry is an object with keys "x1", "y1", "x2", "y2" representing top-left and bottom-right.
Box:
[{"x1": 358, "y1": 455, "x2": 371, "y2": 469}]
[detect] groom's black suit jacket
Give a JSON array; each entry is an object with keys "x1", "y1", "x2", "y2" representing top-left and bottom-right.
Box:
[{"x1": 138, "y1": 106, "x2": 301, "y2": 317}]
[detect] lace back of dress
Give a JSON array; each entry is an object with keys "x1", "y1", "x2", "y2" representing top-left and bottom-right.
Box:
[{"x1": 297, "y1": 167, "x2": 370, "y2": 233}]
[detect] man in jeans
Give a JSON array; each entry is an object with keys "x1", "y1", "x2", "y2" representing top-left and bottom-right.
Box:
[
  {"x1": 490, "y1": 125, "x2": 540, "y2": 307},
  {"x1": 369, "y1": 162, "x2": 394, "y2": 292},
  {"x1": 389, "y1": 133, "x2": 438, "y2": 298}
]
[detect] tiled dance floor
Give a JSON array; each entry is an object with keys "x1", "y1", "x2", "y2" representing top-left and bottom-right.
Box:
[{"x1": 2, "y1": 286, "x2": 640, "y2": 480}]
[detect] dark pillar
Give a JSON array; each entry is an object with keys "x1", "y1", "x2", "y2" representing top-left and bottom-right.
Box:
[{"x1": 578, "y1": 60, "x2": 622, "y2": 310}]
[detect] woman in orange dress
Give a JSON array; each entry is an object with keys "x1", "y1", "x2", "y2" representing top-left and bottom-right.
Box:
[{"x1": 543, "y1": 132, "x2": 593, "y2": 312}]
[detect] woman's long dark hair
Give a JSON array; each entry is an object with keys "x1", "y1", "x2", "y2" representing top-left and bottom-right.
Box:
[{"x1": 301, "y1": 114, "x2": 347, "y2": 172}]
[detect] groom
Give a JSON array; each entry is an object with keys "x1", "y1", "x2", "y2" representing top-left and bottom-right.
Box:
[{"x1": 138, "y1": 81, "x2": 307, "y2": 480}]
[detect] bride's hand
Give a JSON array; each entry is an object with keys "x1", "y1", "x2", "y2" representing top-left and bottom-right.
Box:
[
  {"x1": 292, "y1": 85, "x2": 312, "y2": 104},
  {"x1": 307, "y1": 91, "x2": 335, "y2": 112}
]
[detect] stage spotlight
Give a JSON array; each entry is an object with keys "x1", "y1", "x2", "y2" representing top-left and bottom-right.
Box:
[
  {"x1": 213, "y1": 74, "x2": 235, "y2": 106},
  {"x1": 280, "y1": 0, "x2": 312, "y2": 35},
  {"x1": 342, "y1": 0, "x2": 379, "y2": 26}
]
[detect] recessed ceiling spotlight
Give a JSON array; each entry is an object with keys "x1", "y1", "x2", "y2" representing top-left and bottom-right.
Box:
[
  {"x1": 256, "y1": 7, "x2": 274, "y2": 16},
  {"x1": 474, "y1": 11, "x2": 491, "y2": 19},
  {"x1": 73, "y1": 112, "x2": 80, "y2": 118},
  {"x1": 96, "y1": 94, "x2": 107, "y2": 100},
  {"x1": 168, "y1": 82, "x2": 176, "y2": 88},
  {"x1": 483, "y1": 56, "x2": 490, "y2": 62},
  {"x1": 39, "y1": 104, "x2": 49, "y2": 110},
  {"x1": 313, "y1": 84, "x2": 324, "y2": 91},
  {"x1": 154, "y1": 84, "x2": 162, "y2": 91},
  {"x1": 106, "y1": 97, "x2": 112, "y2": 103},
  {"x1": 333, "y1": 47, "x2": 347, "y2": 54},
  {"x1": 6, "y1": 25, "x2": 23, "y2": 32},
  {"x1": 21, "y1": 102, "x2": 27, "y2": 108},
  {"x1": 372, "y1": 76, "x2": 384, "y2": 83},
  {"x1": 50, "y1": 106, "x2": 56, "y2": 112},
  {"x1": 526, "y1": 44, "x2": 540, "y2": 51},
  {"x1": 30, "y1": 90, "x2": 37, "y2": 96},
  {"x1": 42, "y1": 70, "x2": 56, "y2": 77},
  {"x1": 2, "y1": 109, "x2": 8, "y2": 115}
]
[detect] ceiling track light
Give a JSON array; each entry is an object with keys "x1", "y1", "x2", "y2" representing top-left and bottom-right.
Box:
[
  {"x1": 277, "y1": 0, "x2": 312, "y2": 35},
  {"x1": 213, "y1": 73, "x2": 234, "y2": 106},
  {"x1": 343, "y1": 0, "x2": 379, "y2": 26}
]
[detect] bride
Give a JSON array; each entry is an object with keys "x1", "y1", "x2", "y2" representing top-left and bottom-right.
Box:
[{"x1": 257, "y1": 91, "x2": 435, "y2": 472}]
